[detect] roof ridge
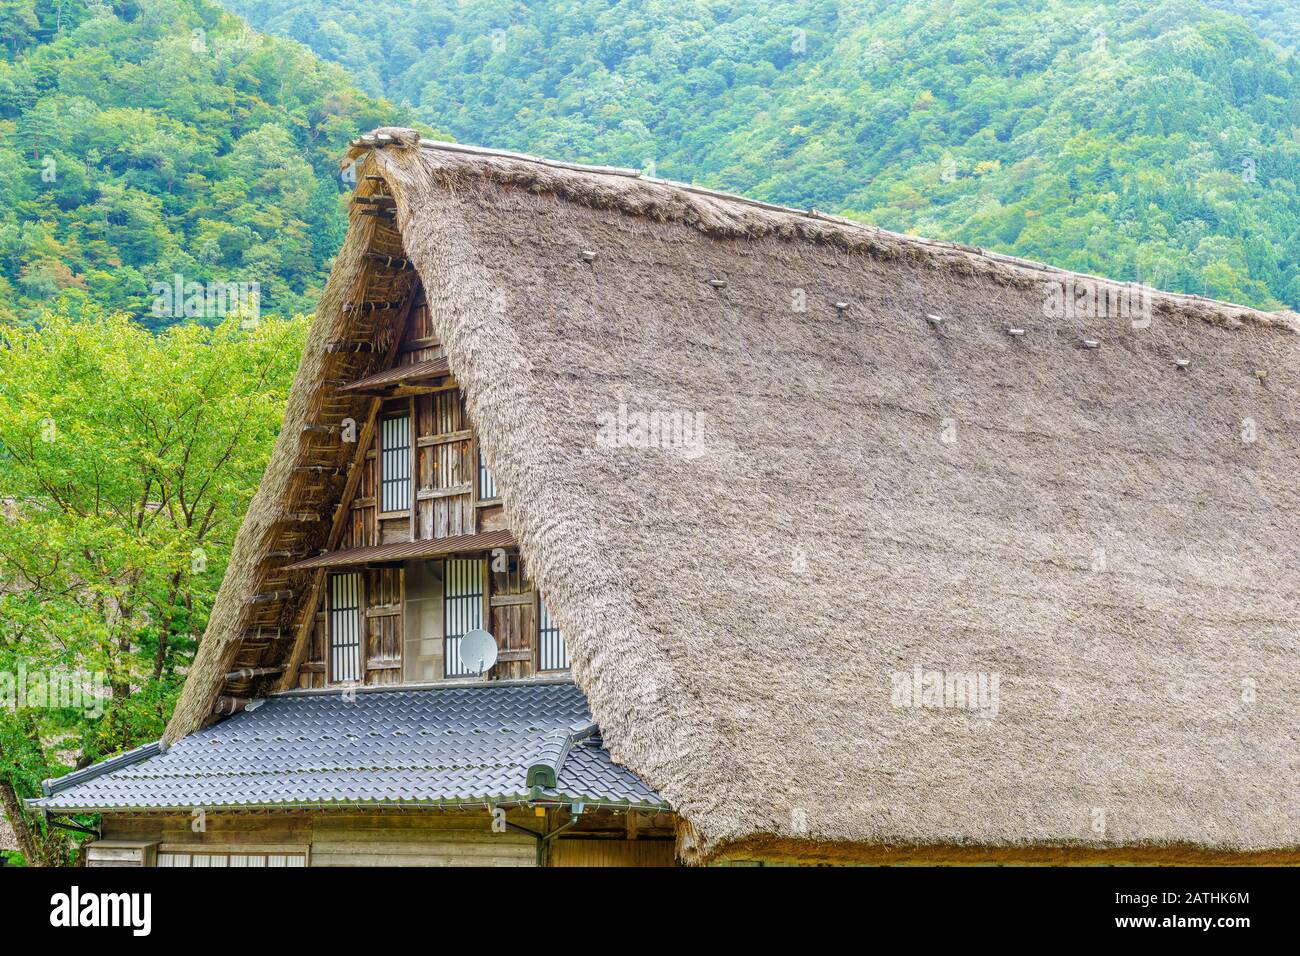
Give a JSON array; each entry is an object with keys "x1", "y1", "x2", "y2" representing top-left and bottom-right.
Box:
[
  {"x1": 346, "y1": 129, "x2": 1294, "y2": 328},
  {"x1": 38, "y1": 740, "x2": 163, "y2": 799},
  {"x1": 526, "y1": 720, "x2": 598, "y2": 791}
]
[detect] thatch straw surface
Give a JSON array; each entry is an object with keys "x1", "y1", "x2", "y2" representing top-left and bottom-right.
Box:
[
  {"x1": 172, "y1": 128, "x2": 1299, "y2": 863},
  {"x1": 0, "y1": 810, "x2": 16, "y2": 853}
]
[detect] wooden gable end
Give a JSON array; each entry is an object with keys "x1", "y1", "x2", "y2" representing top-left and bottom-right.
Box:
[
  {"x1": 186, "y1": 167, "x2": 568, "y2": 731},
  {"x1": 288, "y1": 284, "x2": 539, "y2": 691}
]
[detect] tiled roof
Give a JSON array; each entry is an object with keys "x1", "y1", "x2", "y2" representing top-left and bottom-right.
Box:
[{"x1": 31, "y1": 681, "x2": 665, "y2": 812}]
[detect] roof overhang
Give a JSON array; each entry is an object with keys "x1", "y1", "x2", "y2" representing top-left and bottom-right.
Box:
[
  {"x1": 338, "y1": 356, "x2": 451, "y2": 393},
  {"x1": 34, "y1": 682, "x2": 666, "y2": 815},
  {"x1": 281, "y1": 529, "x2": 514, "y2": 572}
]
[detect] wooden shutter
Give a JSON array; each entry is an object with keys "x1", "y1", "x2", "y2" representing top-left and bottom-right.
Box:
[
  {"x1": 363, "y1": 567, "x2": 403, "y2": 685},
  {"x1": 415, "y1": 390, "x2": 474, "y2": 539},
  {"x1": 490, "y1": 555, "x2": 535, "y2": 679}
]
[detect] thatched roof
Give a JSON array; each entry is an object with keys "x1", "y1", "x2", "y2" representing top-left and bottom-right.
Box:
[
  {"x1": 0, "y1": 810, "x2": 16, "y2": 853},
  {"x1": 169, "y1": 128, "x2": 1299, "y2": 863}
]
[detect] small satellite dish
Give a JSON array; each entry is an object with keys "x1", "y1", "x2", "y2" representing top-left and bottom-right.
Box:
[{"x1": 459, "y1": 629, "x2": 498, "y2": 676}]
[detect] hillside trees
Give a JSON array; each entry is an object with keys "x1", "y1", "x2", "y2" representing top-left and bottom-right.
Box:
[
  {"x1": 227, "y1": 0, "x2": 1300, "y2": 312},
  {"x1": 0, "y1": 309, "x2": 307, "y2": 864}
]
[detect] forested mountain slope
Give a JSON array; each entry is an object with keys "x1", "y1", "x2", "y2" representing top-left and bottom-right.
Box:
[
  {"x1": 1203, "y1": 1, "x2": 1300, "y2": 52},
  {"x1": 224, "y1": 0, "x2": 1300, "y2": 311},
  {"x1": 0, "y1": 0, "x2": 423, "y2": 326}
]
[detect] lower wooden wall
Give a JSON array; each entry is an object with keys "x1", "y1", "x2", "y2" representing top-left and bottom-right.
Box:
[
  {"x1": 99, "y1": 809, "x2": 681, "y2": 867},
  {"x1": 550, "y1": 838, "x2": 676, "y2": 867},
  {"x1": 311, "y1": 814, "x2": 533, "y2": 867}
]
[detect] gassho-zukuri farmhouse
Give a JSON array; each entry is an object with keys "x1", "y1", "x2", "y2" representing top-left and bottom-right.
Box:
[{"x1": 32, "y1": 129, "x2": 1299, "y2": 867}]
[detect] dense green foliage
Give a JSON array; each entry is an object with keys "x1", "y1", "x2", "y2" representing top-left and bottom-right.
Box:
[
  {"x1": 1203, "y1": 1, "x2": 1300, "y2": 52},
  {"x1": 0, "y1": 0, "x2": 407, "y2": 866},
  {"x1": 0, "y1": 0, "x2": 418, "y2": 327},
  {"x1": 226, "y1": 0, "x2": 1300, "y2": 311},
  {"x1": 0, "y1": 310, "x2": 307, "y2": 863}
]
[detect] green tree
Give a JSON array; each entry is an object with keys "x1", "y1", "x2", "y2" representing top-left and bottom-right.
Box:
[{"x1": 0, "y1": 307, "x2": 307, "y2": 865}]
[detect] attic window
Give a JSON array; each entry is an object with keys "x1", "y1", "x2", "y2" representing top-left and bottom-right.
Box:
[
  {"x1": 538, "y1": 598, "x2": 568, "y2": 671},
  {"x1": 478, "y1": 449, "x2": 498, "y2": 501},
  {"x1": 329, "y1": 572, "x2": 362, "y2": 683},
  {"x1": 380, "y1": 413, "x2": 412, "y2": 512},
  {"x1": 443, "y1": 558, "x2": 485, "y2": 678}
]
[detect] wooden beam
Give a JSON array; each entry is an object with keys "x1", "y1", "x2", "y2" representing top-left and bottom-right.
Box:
[
  {"x1": 417, "y1": 429, "x2": 472, "y2": 448},
  {"x1": 263, "y1": 550, "x2": 309, "y2": 561},
  {"x1": 398, "y1": 335, "x2": 439, "y2": 354},
  {"x1": 278, "y1": 511, "x2": 321, "y2": 523},
  {"x1": 247, "y1": 590, "x2": 293, "y2": 605},
  {"x1": 213, "y1": 696, "x2": 253, "y2": 717},
  {"x1": 416, "y1": 484, "x2": 472, "y2": 501},
  {"x1": 382, "y1": 382, "x2": 457, "y2": 398},
  {"x1": 347, "y1": 381, "x2": 456, "y2": 399},
  {"x1": 324, "y1": 340, "x2": 376, "y2": 354},
  {"x1": 364, "y1": 252, "x2": 412, "y2": 270},
  {"x1": 343, "y1": 300, "x2": 404, "y2": 314},
  {"x1": 223, "y1": 665, "x2": 284, "y2": 681}
]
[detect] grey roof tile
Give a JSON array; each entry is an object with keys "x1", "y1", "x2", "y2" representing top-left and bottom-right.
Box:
[{"x1": 32, "y1": 681, "x2": 666, "y2": 812}]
